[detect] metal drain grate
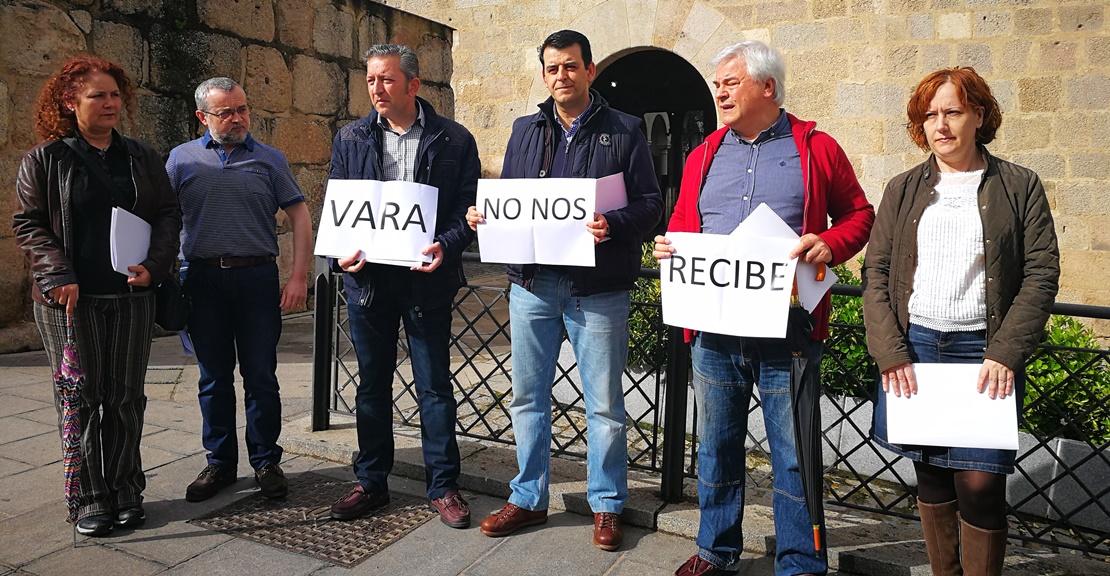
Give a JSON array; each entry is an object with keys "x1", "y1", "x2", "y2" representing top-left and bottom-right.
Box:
[{"x1": 189, "y1": 472, "x2": 436, "y2": 567}]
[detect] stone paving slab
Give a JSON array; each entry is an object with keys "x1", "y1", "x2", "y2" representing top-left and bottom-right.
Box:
[
  {"x1": 0, "y1": 430, "x2": 60, "y2": 467},
  {"x1": 0, "y1": 462, "x2": 64, "y2": 518},
  {"x1": 0, "y1": 456, "x2": 32, "y2": 479},
  {"x1": 23, "y1": 538, "x2": 167, "y2": 575},
  {"x1": 102, "y1": 498, "x2": 236, "y2": 567},
  {"x1": 0, "y1": 414, "x2": 54, "y2": 446},
  {"x1": 0, "y1": 503, "x2": 75, "y2": 567},
  {"x1": 158, "y1": 536, "x2": 330, "y2": 575},
  {"x1": 0, "y1": 394, "x2": 50, "y2": 418},
  {"x1": 2, "y1": 378, "x2": 55, "y2": 404},
  {"x1": 11, "y1": 405, "x2": 59, "y2": 426}
]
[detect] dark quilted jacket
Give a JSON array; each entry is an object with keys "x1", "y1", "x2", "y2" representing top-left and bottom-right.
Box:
[{"x1": 862, "y1": 147, "x2": 1060, "y2": 372}]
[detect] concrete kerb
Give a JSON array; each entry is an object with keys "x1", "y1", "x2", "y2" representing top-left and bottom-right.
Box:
[
  {"x1": 282, "y1": 413, "x2": 1110, "y2": 576},
  {"x1": 280, "y1": 414, "x2": 929, "y2": 575}
]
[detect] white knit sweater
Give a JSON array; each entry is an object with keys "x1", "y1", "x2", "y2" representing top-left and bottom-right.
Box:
[{"x1": 908, "y1": 169, "x2": 988, "y2": 332}]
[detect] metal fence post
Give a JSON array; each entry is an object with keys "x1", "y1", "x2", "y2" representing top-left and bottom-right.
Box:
[
  {"x1": 660, "y1": 325, "x2": 691, "y2": 503},
  {"x1": 311, "y1": 271, "x2": 334, "y2": 431}
]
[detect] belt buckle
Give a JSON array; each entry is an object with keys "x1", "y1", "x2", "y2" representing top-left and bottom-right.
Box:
[{"x1": 218, "y1": 257, "x2": 232, "y2": 269}]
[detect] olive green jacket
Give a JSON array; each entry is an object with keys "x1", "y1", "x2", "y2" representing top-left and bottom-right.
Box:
[{"x1": 862, "y1": 147, "x2": 1060, "y2": 372}]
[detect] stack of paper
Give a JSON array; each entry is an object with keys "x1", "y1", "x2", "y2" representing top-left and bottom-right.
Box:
[{"x1": 110, "y1": 207, "x2": 151, "y2": 277}]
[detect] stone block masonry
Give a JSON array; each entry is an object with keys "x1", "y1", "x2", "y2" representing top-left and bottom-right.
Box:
[
  {"x1": 2, "y1": 0, "x2": 1108, "y2": 348},
  {"x1": 384, "y1": 0, "x2": 1108, "y2": 337},
  {"x1": 0, "y1": 0, "x2": 454, "y2": 352}
]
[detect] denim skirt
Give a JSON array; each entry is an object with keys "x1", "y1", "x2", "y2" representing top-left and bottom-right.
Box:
[{"x1": 871, "y1": 323, "x2": 1023, "y2": 474}]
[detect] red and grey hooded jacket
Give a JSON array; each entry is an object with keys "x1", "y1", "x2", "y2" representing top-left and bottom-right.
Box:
[{"x1": 667, "y1": 113, "x2": 875, "y2": 341}]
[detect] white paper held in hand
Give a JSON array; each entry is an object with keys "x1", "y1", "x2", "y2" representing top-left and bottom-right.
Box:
[
  {"x1": 110, "y1": 207, "x2": 151, "y2": 277},
  {"x1": 885, "y1": 363, "x2": 1019, "y2": 450}
]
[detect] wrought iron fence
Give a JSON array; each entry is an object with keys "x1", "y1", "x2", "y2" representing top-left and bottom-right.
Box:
[{"x1": 311, "y1": 256, "x2": 1110, "y2": 557}]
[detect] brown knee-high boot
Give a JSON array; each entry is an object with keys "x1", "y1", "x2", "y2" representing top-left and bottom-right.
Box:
[
  {"x1": 960, "y1": 519, "x2": 1007, "y2": 576},
  {"x1": 918, "y1": 499, "x2": 963, "y2": 575}
]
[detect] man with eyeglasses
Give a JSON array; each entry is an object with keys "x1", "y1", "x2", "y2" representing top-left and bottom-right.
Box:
[{"x1": 166, "y1": 77, "x2": 312, "y2": 503}]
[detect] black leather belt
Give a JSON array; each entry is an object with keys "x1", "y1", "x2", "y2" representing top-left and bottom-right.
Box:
[{"x1": 191, "y1": 255, "x2": 276, "y2": 268}]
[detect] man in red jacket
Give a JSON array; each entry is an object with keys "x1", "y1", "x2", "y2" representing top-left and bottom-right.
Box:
[{"x1": 654, "y1": 41, "x2": 873, "y2": 576}]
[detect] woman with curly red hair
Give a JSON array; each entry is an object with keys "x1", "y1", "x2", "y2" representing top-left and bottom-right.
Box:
[
  {"x1": 863, "y1": 67, "x2": 1059, "y2": 575},
  {"x1": 13, "y1": 55, "x2": 181, "y2": 537}
]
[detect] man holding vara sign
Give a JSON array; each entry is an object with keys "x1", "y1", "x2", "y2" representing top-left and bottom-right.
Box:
[
  {"x1": 467, "y1": 30, "x2": 662, "y2": 551},
  {"x1": 325, "y1": 44, "x2": 480, "y2": 529}
]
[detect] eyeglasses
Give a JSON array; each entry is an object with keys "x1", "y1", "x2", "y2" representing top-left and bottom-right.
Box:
[{"x1": 201, "y1": 105, "x2": 251, "y2": 120}]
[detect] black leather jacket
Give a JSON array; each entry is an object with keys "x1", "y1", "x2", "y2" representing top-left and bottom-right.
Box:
[{"x1": 13, "y1": 134, "x2": 182, "y2": 305}]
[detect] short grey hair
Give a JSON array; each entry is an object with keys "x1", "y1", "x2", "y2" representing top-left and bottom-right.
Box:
[
  {"x1": 194, "y1": 77, "x2": 243, "y2": 110},
  {"x1": 711, "y1": 41, "x2": 786, "y2": 106},
  {"x1": 363, "y1": 44, "x2": 419, "y2": 82}
]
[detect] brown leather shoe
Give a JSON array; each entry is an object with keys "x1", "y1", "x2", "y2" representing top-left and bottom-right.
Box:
[
  {"x1": 185, "y1": 464, "x2": 236, "y2": 502},
  {"x1": 593, "y1": 512, "x2": 623, "y2": 551},
  {"x1": 254, "y1": 463, "x2": 288, "y2": 499},
  {"x1": 430, "y1": 490, "x2": 470, "y2": 529},
  {"x1": 479, "y1": 503, "x2": 548, "y2": 537},
  {"x1": 329, "y1": 484, "x2": 389, "y2": 520},
  {"x1": 674, "y1": 554, "x2": 731, "y2": 576}
]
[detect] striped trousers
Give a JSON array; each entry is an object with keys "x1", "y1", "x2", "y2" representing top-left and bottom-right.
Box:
[{"x1": 35, "y1": 292, "x2": 155, "y2": 519}]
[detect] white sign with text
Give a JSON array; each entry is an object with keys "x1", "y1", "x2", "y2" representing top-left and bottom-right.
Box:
[
  {"x1": 314, "y1": 179, "x2": 439, "y2": 267},
  {"x1": 475, "y1": 174, "x2": 627, "y2": 266},
  {"x1": 661, "y1": 230, "x2": 799, "y2": 338}
]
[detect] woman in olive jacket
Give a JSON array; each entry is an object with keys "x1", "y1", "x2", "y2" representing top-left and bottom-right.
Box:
[
  {"x1": 862, "y1": 67, "x2": 1058, "y2": 575},
  {"x1": 13, "y1": 55, "x2": 181, "y2": 537}
]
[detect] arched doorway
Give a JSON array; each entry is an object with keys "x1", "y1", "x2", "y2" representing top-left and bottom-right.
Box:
[{"x1": 594, "y1": 49, "x2": 716, "y2": 234}]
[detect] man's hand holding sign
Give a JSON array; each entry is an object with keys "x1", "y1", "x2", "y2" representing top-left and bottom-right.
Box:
[
  {"x1": 653, "y1": 204, "x2": 838, "y2": 338},
  {"x1": 314, "y1": 179, "x2": 440, "y2": 271},
  {"x1": 468, "y1": 173, "x2": 626, "y2": 266}
]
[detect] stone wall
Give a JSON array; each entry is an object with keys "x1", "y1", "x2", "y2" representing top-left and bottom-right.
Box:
[
  {"x1": 393, "y1": 0, "x2": 1109, "y2": 335},
  {"x1": 2, "y1": 0, "x2": 1107, "y2": 351},
  {"x1": 0, "y1": 0, "x2": 453, "y2": 351}
]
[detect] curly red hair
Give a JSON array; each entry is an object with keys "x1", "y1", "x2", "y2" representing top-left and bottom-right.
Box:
[
  {"x1": 906, "y1": 67, "x2": 1002, "y2": 152},
  {"x1": 33, "y1": 54, "x2": 135, "y2": 142}
]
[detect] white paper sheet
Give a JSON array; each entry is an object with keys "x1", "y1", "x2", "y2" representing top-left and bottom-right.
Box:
[
  {"x1": 314, "y1": 180, "x2": 439, "y2": 267},
  {"x1": 110, "y1": 207, "x2": 151, "y2": 277},
  {"x1": 731, "y1": 204, "x2": 836, "y2": 313},
  {"x1": 594, "y1": 173, "x2": 628, "y2": 213},
  {"x1": 885, "y1": 363, "x2": 1019, "y2": 450},
  {"x1": 475, "y1": 177, "x2": 599, "y2": 266},
  {"x1": 660, "y1": 231, "x2": 798, "y2": 338}
]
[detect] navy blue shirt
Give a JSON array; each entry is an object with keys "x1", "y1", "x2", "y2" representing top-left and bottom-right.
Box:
[
  {"x1": 167, "y1": 132, "x2": 304, "y2": 260},
  {"x1": 699, "y1": 110, "x2": 804, "y2": 235}
]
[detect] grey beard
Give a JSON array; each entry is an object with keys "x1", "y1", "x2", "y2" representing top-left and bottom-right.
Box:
[{"x1": 211, "y1": 130, "x2": 246, "y2": 147}]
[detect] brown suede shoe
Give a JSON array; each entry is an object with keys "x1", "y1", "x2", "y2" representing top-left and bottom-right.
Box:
[
  {"x1": 430, "y1": 490, "x2": 471, "y2": 529},
  {"x1": 329, "y1": 484, "x2": 389, "y2": 520},
  {"x1": 479, "y1": 503, "x2": 548, "y2": 537},
  {"x1": 674, "y1": 554, "x2": 731, "y2": 576},
  {"x1": 593, "y1": 512, "x2": 623, "y2": 551}
]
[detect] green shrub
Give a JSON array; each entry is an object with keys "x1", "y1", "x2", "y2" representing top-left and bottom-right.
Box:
[
  {"x1": 822, "y1": 262, "x2": 878, "y2": 398},
  {"x1": 627, "y1": 244, "x2": 666, "y2": 370},
  {"x1": 1022, "y1": 315, "x2": 1110, "y2": 443}
]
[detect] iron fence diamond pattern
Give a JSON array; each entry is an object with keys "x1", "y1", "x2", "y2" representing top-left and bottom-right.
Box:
[{"x1": 320, "y1": 265, "x2": 1110, "y2": 557}]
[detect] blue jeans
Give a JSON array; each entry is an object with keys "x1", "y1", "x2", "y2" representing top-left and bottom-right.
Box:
[
  {"x1": 507, "y1": 268, "x2": 630, "y2": 514},
  {"x1": 347, "y1": 294, "x2": 460, "y2": 500},
  {"x1": 692, "y1": 331, "x2": 826, "y2": 576},
  {"x1": 185, "y1": 261, "x2": 283, "y2": 471}
]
